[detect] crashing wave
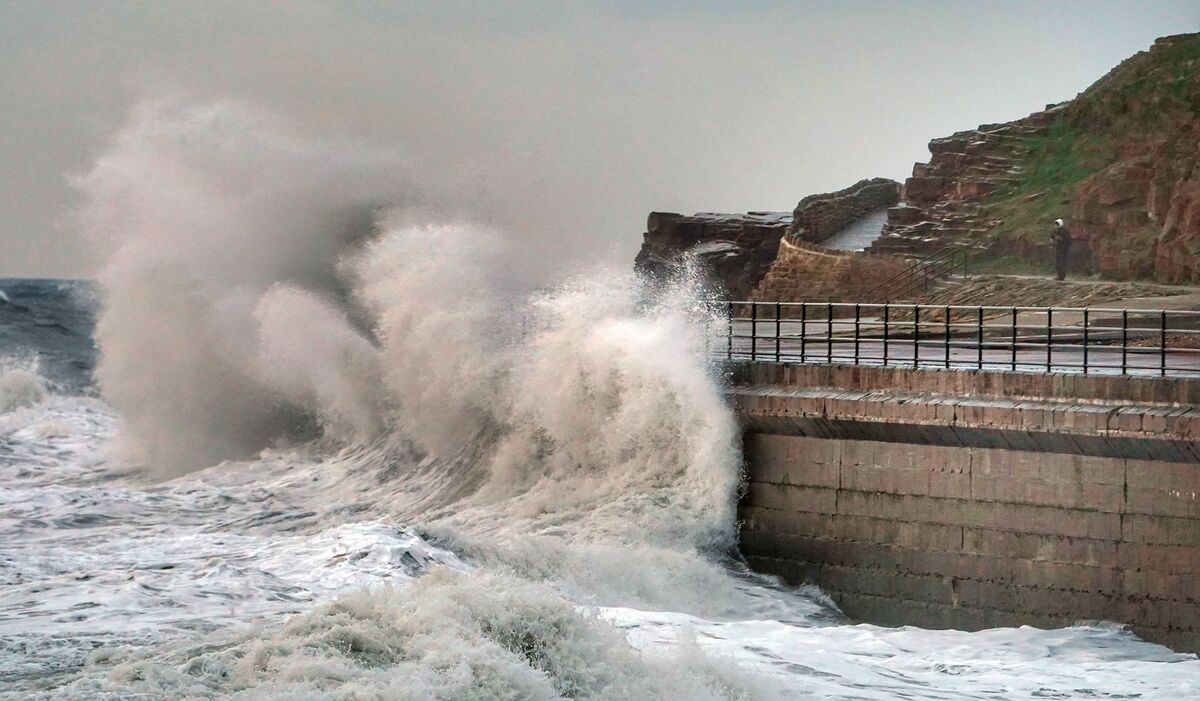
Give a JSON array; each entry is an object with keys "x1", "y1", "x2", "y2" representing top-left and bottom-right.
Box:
[{"x1": 0, "y1": 358, "x2": 47, "y2": 413}]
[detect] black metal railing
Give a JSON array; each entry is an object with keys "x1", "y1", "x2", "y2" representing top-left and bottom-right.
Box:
[
  {"x1": 866, "y1": 247, "x2": 969, "y2": 301},
  {"x1": 718, "y1": 301, "x2": 1200, "y2": 377}
]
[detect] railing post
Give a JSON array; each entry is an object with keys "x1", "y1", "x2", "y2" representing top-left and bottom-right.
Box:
[
  {"x1": 1011, "y1": 307, "x2": 1018, "y2": 371},
  {"x1": 913, "y1": 304, "x2": 921, "y2": 369},
  {"x1": 775, "y1": 302, "x2": 781, "y2": 363},
  {"x1": 1161, "y1": 309, "x2": 1168, "y2": 376},
  {"x1": 976, "y1": 306, "x2": 984, "y2": 370},
  {"x1": 1082, "y1": 308, "x2": 1089, "y2": 374},
  {"x1": 854, "y1": 304, "x2": 861, "y2": 365},
  {"x1": 1046, "y1": 307, "x2": 1053, "y2": 372},
  {"x1": 944, "y1": 305, "x2": 951, "y2": 368},
  {"x1": 1121, "y1": 309, "x2": 1128, "y2": 374},
  {"x1": 826, "y1": 302, "x2": 833, "y2": 364},
  {"x1": 800, "y1": 303, "x2": 808, "y2": 362},
  {"x1": 726, "y1": 301, "x2": 733, "y2": 361},
  {"x1": 750, "y1": 302, "x2": 758, "y2": 361},
  {"x1": 882, "y1": 304, "x2": 890, "y2": 367}
]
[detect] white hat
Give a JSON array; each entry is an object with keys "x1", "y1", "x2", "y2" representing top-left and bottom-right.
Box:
[{"x1": 1054, "y1": 218, "x2": 1064, "y2": 227}]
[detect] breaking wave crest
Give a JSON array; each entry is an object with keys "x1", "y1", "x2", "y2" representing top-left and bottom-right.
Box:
[
  {"x1": 75, "y1": 98, "x2": 741, "y2": 549},
  {"x1": 61, "y1": 99, "x2": 765, "y2": 698},
  {"x1": 97, "y1": 571, "x2": 774, "y2": 701},
  {"x1": 0, "y1": 358, "x2": 47, "y2": 413}
]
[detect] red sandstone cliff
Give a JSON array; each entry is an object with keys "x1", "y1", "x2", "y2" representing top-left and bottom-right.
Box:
[
  {"x1": 1070, "y1": 34, "x2": 1200, "y2": 283},
  {"x1": 634, "y1": 211, "x2": 791, "y2": 299},
  {"x1": 878, "y1": 33, "x2": 1200, "y2": 283}
]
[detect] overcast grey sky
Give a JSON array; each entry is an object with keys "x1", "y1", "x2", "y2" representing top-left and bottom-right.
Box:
[{"x1": 1, "y1": 0, "x2": 1197, "y2": 278}]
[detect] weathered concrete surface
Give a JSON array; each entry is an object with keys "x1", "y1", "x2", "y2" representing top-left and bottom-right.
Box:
[{"x1": 733, "y1": 362, "x2": 1200, "y2": 651}]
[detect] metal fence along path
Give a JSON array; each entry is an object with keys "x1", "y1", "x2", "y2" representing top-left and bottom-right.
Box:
[{"x1": 719, "y1": 301, "x2": 1200, "y2": 377}]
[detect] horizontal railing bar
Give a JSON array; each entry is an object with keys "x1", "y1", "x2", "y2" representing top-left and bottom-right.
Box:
[
  {"x1": 723, "y1": 300, "x2": 1200, "y2": 316},
  {"x1": 720, "y1": 351, "x2": 1195, "y2": 366},
  {"x1": 731, "y1": 324, "x2": 1200, "y2": 335},
  {"x1": 728, "y1": 337, "x2": 1194, "y2": 353}
]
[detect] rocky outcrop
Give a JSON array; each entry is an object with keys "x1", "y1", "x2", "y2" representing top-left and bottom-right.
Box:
[
  {"x1": 1157, "y1": 175, "x2": 1200, "y2": 284},
  {"x1": 874, "y1": 33, "x2": 1200, "y2": 284},
  {"x1": 790, "y1": 178, "x2": 900, "y2": 244},
  {"x1": 634, "y1": 211, "x2": 791, "y2": 298},
  {"x1": 870, "y1": 105, "x2": 1064, "y2": 257},
  {"x1": 1069, "y1": 34, "x2": 1200, "y2": 283},
  {"x1": 634, "y1": 180, "x2": 903, "y2": 299}
]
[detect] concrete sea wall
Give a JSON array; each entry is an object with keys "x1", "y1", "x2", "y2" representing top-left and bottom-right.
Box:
[{"x1": 732, "y1": 363, "x2": 1200, "y2": 651}]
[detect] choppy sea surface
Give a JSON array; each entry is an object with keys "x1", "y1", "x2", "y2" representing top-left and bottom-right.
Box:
[
  {"x1": 3, "y1": 277, "x2": 1199, "y2": 700},
  {"x1": 9, "y1": 94, "x2": 1200, "y2": 701}
]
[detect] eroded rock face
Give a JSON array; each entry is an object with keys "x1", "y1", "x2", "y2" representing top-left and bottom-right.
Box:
[
  {"x1": 1073, "y1": 123, "x2": 1200, "y2": 284},
  {"x1": 870, "y1": 105, "x2": 1064, "y2": 257},
  {"x1": 1067, "y1": 33, "x2": 1200, "y2": 283},
  {"x1": 1158, "y1": 175, "x2": 1200, "y2": 284},
  {"x1": 873, "y1": 32, "x2": 1200, "y2": 283},
  {"x1": 634, "y1": 211, "x2": 791, "y2": 299}
]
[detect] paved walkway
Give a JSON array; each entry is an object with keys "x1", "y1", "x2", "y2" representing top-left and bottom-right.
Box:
[{"x1": 820, "y1": 208, "x2": 888, "y2": 251}]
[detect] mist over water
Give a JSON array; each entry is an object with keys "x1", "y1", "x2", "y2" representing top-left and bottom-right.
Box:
[
  {"x1": 74, "y1": 98, "x2": 743, "y2": 549},
  {"x1": 44, "y1": 98, "x2": 769, "y2": 697},
  {"x1": 3, "y1": 99, "x2": 1199, "y2": 699},
  {"x1": 74, "y1": 100, "x2": 413, "y2": 472}
]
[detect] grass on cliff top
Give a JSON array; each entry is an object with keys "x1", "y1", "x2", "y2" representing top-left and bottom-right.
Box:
[
  {"x1": 985, "y1": 119, "x2": 1110, "y2": 251},
  {"x1": 976, "y1": 33, "x2": 1199, "y2": 275},
  {"x1": 1101, "y1": 34, "x2": 1200, "y2": 113}
]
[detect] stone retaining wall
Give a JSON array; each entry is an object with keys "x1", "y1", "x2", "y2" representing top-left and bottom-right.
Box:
[
  {"x1": 750, "y1": 237, "x2": 907, "y2": 305},
  {"x1": 733, "y1": 362, "x2": 1200, "y2": 651},
  {"x1": 791, "y1": 178, "x2": 901, "y2": 244}
]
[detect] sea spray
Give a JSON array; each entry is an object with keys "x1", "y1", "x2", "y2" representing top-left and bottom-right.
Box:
[
  {"x1": 253, "y1": 284, "x2": 386, "y2": 443},
  {"x1": 73, "y1": 98, "x2": 744, "y2": 559},
  {"x1": 98, "y1": 571, "x2": 777, "y2": 701},
  {"x1": 0, "y1": 358, "x2": 47, "y2": 413},
  {"x1": 60, "y1": 97, "x2": 781, "y2": 698},
  {"x1": 4, "y1": 97, "x2": 1199, "y2": 699},
  {"x1": 73, "y1": 99, "x2": 411, "y2": 473}
]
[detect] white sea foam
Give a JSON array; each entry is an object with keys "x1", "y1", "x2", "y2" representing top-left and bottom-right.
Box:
[
  {"x1": 3, "y1": 382, "x2": 1199, "y2": 699},
  {"x1": 0, "y1": 358, "x2": 46, "y2": 413},
  {"x1": 4, "y1": 99, "x2": 1196, "y2": 699}
]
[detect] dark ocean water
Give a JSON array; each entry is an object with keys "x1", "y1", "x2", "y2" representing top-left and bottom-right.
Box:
[{"x1": 0, "y1": 279, "x2": 97, "y2": 393}]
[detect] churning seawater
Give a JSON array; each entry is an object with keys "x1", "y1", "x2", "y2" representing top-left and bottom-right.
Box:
[{"x1": 3, "y1": 101, "x2": 1200, "y2": 699}]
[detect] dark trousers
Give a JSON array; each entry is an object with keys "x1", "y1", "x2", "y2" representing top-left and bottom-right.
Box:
[{"x1": 1055, "y1": 247, "x2": 1070, "y2": 280}]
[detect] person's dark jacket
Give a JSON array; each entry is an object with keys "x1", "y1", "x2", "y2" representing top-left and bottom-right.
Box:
[
  {"x1": 1051, "y1": 224, "x2": 1072, "y2": 280},
  {"x1": 1052, "y1": 226, "x2": 1072, "y2": 252}
]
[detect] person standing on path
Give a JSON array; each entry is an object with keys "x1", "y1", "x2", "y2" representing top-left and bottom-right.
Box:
[{"x1": 1051, "y1": 218, "x2": 1072, "y2": 281}]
